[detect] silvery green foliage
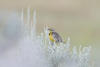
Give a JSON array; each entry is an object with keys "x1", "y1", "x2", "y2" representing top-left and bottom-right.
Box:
[
  {"x1": 21, "y1": 8, "x2": 93, "y2": 67},
  {"x1": 0, "y1": 8, "x2": 92, "y2": 67},
  {"x1": 22, "y1": 8, "x2": 92, "y2": 67}
]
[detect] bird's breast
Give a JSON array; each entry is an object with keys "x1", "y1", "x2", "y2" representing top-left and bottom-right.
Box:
[{"x1": 49, "y1": 34, "x2": 55, "y2": 42}]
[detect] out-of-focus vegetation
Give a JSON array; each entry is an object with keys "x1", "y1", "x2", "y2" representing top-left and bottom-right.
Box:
[{"x1": 0, "y1": 0, "x2": 100, "y2": 66}]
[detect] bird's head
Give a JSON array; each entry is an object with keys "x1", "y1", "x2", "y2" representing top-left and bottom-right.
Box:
[
  {"x1": 44, "y1": 25, "x2": 55, "y2": 35},
  {"x1": 48, "y1": 28, "x2": 55, "y2": 32}
]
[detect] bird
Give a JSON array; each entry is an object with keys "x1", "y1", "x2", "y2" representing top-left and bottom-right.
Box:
[{"x1": 47, "y1": 28, "x2": 63, "y2": 45}]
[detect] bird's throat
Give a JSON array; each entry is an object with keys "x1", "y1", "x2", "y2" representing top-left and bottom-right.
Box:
[{"x1": 49, "y1": 32, "x2": 55, "y2": 42}]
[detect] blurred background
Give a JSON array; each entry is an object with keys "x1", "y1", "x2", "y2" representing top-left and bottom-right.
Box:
[{"x1": 0, "y1": 0, "x2": 100, "y2": 67}]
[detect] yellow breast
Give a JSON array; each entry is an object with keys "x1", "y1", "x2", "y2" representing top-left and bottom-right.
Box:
[{"x1": 49, "y1": 32, "x2": 55, "y2": 42}]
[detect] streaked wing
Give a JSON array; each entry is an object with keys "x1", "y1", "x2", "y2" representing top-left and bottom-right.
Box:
[{"x1": 52, "y1": 32, "x2": 62, "y2": 43}]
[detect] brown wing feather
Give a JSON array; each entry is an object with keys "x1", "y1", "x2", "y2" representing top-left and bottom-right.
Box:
[{"x1": 52, "y1": 32, "x2": 62, "y2": 43}]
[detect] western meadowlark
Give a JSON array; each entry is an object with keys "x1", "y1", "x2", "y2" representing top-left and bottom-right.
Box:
[{"x1": 47, "y1": 28, "x2": 63, "y2": 45}]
